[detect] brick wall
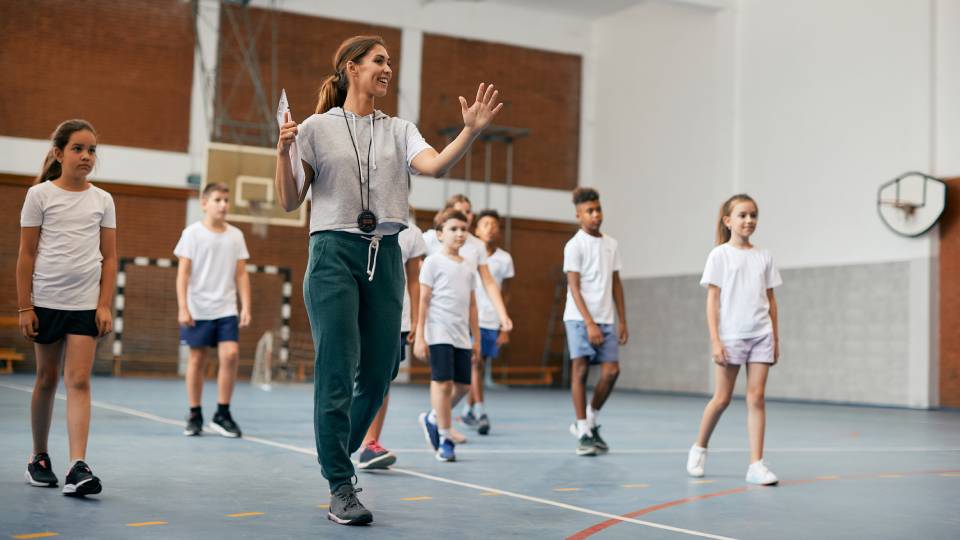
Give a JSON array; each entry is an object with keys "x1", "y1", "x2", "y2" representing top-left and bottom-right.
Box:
[
  {"x1": 939, "y1": 178, "x2": 960, "y2": 407},
  {"x1": 0, "y1": 0, "x2": 194, "y2": 151},
  {"x1": 419, "y1": 34, "x2": 582, "y2": 190},
  {"x1": 214, "y1": 5, "x2": 401, "y2": 147}
]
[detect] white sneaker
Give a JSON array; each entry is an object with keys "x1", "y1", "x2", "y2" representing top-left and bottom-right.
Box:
[
  {"x1": 745, "y1": 460, "x2": 779, "y2": 485},
  {"x1": 568, "y1": 422, "x2": 578, "y2": 438},
  {"x1": 686, "y1": 445, "x2": 707, "y2": 477}
]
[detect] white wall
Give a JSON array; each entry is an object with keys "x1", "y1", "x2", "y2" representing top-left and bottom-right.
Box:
[
  {"x1": 590, "y1": 1, "x2": 730, "y2": 279},
  {"x1": 739, "y1": 0, "x2": 937, "y2": 269},
  {"x1": 591, "y1": 0, "x2": 960, "y2": 277}
]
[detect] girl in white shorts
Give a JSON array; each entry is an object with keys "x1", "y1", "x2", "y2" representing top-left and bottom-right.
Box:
[{"x1": 686, "y1": 194, "x2": 782, "y2": 486}]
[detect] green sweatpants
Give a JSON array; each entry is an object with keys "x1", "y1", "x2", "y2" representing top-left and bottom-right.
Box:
[{"x1": 303, "y1": 231, "x2": 403, "y2": 491}]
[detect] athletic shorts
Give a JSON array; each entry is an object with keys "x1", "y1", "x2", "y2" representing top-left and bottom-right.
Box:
[
  {"x1": 479, "y1": 328, "x2": 501, "y2": 359},
  {"x1": 428, "y1": 344, "x2": 471, "y2": 384},
  {"x1": 564, "y1": 320, "x2": 619, "y2": 364},
  {"x1": 721, "y1": 333, "x2": 774, "y2": 365},
  {"x1": 399, "y1": 332, "x2": 409, "y2": 363},
  {"x1": 180, "y1": 316, "x2": 239, "y2": 348},
  {"x1": 34, "y1": 307, "x2": 98, "y2": 345}
]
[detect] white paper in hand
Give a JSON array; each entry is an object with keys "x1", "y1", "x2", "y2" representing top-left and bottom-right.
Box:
[{"x1": 277, "y1": 89, "x2": 306, "y2": 194}]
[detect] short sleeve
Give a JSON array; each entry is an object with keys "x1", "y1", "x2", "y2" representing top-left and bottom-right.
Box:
[
  {"x1": 419, "y1": 257, "x2": 437, "y2": 287},
  {"x1": 235, "y1": 229, "x2": 250, "y2": 260},
  {"x1": 100, "y1": 192, "x2": 117, "y2": 229},
  {"x1": 612, "y1": 241, "x2": 623, "y2": 273},
  {"x1": 405, "y1": 122, "x2": 433, "y2": 174},
  {"x1": 765, "y1": 252, "x2": 783, "y2": 289},
  {"x1": 411, "y1": 228, "x2": 428, "y2": 259},
  {"x1": 504, "y1": 253, "x2": 516, "y2": 280},
  {"x1": 475, "y1": 243, "x2": 489, "y2": 266},
  {"x1": 700, "y1": 248, "x2": 723, "y2": 288},
  {"x1": 563, "y1": 239, "x2": 581, "y2": 273},
  {"x1": 471, "y1": 268, "x2": 480, "y2": 290},
  {"x1": 173, "y1": 228, "x2": 194, "y2": 260},
  {"x1": 296, "y1": 116, "x2": 319, "y2": 175},
  {"x1": 20, "y1": 186, "x2": 43, "y2": 227}
]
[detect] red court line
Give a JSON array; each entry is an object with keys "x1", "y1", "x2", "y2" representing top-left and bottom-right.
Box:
[{"x1": 566, "y1": 469, "x2": 959, "y2": 540}]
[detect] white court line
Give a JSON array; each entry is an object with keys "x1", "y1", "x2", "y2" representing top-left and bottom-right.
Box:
[
  {"x1": 383, "y1": 446, "x2": 960, "y2": 454},
  {"x1": 0, "y1": 381, "x2": 735, "y2": 540}
]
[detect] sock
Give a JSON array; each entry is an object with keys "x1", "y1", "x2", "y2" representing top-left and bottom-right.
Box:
[
  {"x1": 189, "y1": 406, "x2": 202, "y2": 417},
  {"x1": 461, "y1": 402, "x2": 473, "y2": 417},
  {"x1": 474, "y1": 402, "x2": 485, "y2": 417},
  {"x1": 438, "y1": 428, "x2": 451, "y2": 444},
  {"x1": 69, "y1": 458, "x2": 83, "y2": 468},
  {"x1": 692, "y1": 444, "x2": 706, "y2": 452},
  {"x1": 576, "y1": 419, "x2": 590, "y2": 438},
  {"x1": 586, "y1": 405, "x2": 599, "y2": 428},
  {"x1": 428, "y1": 409, "x2": 438, "y2": 424},
  {"x1": 216, "y1": 403, "x2": 230, "y2": 416}
]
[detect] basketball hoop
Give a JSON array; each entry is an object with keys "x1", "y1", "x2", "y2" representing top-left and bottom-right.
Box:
[{"x1": 876, "y1": 172, "x2": 946, "y2": 237}]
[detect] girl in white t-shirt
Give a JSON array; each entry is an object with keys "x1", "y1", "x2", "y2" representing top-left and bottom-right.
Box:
[
  {"x1": 17, "y1": 120, "x2": 117, "y2": 497},
  {"x1": 687, "y1": 194, "x2": 782, "y2": 486},
  {"x1": 415, "y1": 208, "x2": 480, "y2": 463}
]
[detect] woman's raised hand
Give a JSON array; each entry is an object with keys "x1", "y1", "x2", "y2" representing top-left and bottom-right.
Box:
[
  {"x1": 460, "y1": 83, "x2": 503, "y2": 133},
  {"x1": 277, "y1": 110, "x2": 298, "y2": 154}
]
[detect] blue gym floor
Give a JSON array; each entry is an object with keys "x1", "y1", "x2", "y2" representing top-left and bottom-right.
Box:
[{"x1": 1, "y1": 374, "x2": 958, "y2": 539}]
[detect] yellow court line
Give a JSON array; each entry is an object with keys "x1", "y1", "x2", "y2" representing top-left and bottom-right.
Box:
[
  {"x1": 318, "y1": 504, "x2": 330, "y2": 509},
  {"x1": 622, "y1": 484, "x2": 650, "y2": 489},
  {"x1": 400, "y1": 496, "x2": 433, "y2": 501},
  {"x1": 690, "y1": 480, "x2": 716, "y2": 485},
  {"x1": 126, "y1": 521, "x2": 168, "y2": 527},
  {"x1": 480, "y1": 491, "x2": 503, "y2": 496},
  {"x1": 553, "y1": 488, "x2": 581, "y2": 492},
  {"x1": 12, "y1": 533, "x2": 60, "y2": 539},
  {"x1": 226, "y1": 512, "x2": 265, "y2": 518},
  {"x1": 940, "y1": 473, "x2": 960, "y2": 477}
]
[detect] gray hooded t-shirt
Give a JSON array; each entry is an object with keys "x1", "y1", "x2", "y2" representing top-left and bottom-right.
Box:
[{"x1": 297, "y1": 107, "x2": 433, "y2": 235}]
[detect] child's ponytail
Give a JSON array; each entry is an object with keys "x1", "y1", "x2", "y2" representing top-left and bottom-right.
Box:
[
  {"x1": 716, "y1": 194, "x2": 757, "y2": 245},
  {"x1": 36, "y1": 119, "x2": 97, "y2": 183}
]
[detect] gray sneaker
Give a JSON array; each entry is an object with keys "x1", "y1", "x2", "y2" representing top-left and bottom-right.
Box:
[
  {"x1": 591, "y1": 426, "x2": 609, "y2": 453},
  {"x1": 576, "y1": 434, "x2": 598, "y2": 456},
  {"x1": 477, "y1": 414, "x2": 491, "y2": 435},
  {"x1": 328, "y1": 484, "x2": 373, "y2": 526}
]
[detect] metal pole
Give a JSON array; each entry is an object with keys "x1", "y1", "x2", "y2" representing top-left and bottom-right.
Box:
[
  {"x1": 484, "y1": 139, "x2": 492, "y2": 209},
  {"x1": 463, "y1": 148, "x2": 472, "y2": 199},
  {"x1": 505, "y1": 138, "x2": 514, "y2": 250}
]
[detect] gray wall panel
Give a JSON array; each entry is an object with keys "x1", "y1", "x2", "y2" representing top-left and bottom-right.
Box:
[{"x1": 616, "y1": 260, "x2": 912, "y2": 406}]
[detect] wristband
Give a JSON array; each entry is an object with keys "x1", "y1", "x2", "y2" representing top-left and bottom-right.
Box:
[{"x1": 17, "y1": 307, "x2": 34, "y2": 313}]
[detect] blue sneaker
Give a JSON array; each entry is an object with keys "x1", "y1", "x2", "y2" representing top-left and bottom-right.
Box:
[
  {"x1": 436, "y1": 438, "x2": 456, "y2": 462},
  {"x1": 419, "y1": 412, "x2": 439, "y2": 450}
]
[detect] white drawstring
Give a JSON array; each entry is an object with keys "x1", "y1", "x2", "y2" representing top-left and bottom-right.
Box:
[
  {"x1": 347, "y1": 111, "x2": 377, "y2": 178},
  {"x1": 364, "y1": 234, "x2": 382, "y2": 281}
]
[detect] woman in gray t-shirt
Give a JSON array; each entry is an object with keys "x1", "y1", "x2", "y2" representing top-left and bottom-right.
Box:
[{"x1": 274, "y1": 34, "x2": 505, "y2": 525}]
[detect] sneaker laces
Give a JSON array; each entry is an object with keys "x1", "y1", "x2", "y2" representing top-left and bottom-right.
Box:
[
  {"x1": 335, "y1": 485, "x2": 364, "y2": 511},
  {"x1": 367, "y1": 440, "x2": 387, "y2": 453}
]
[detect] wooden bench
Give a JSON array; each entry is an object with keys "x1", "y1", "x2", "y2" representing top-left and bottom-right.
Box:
[{"x1": 0, "y1": 348, "x2": 25, "y2": 374}]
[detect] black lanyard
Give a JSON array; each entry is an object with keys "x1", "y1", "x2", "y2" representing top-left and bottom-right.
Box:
[{"x1": 343, "y1": 112, "x2": 372, "y2": 212}]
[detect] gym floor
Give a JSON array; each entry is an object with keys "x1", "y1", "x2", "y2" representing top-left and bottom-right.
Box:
[{"x1": 1, "y1": 374, "x2": 958, "y2": 539}]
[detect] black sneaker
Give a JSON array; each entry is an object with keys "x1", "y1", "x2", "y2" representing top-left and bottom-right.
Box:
[
  {"x1": 477, "y1": 414, "x2": 491, "y2": 435},
  {"x1": 210, "y1": 411, "x2": 242, "y2": 438},
  {"x1": 576, "y1": 434, "x2": 598, "y2": 456},
  {"x1": 328, "y1": 484, "x2": 373, "y2": 525},
  {"x1": 62, "y1": 460, "x2": 102, "y2": 497},
  {"x1": 592, "y1": 426, "x2": 609, "y2": 453},
  {"x1": 357, "y1": 440, "x2": 396, "y2": 470},
  {"x1": 184, "y1": 412, "x2": 203, "y2": 436},
  {"x1": 25, "y1": 453, "x2": 58, "y2": 487}
]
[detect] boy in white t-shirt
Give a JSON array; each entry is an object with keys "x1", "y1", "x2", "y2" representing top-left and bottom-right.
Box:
[
  {"x1": 357, "y1": 210, "x2": 427, "y2": 469},
  {"x1": 415, "y1": 209, "x2": 480, "y2": 463},
  {"x1": 563, "y1": 187, "x2": 628, "y2": 457},
  {"x1": 460, "y1": 209, "x2": 514, "y2": 436},
  {"x1": 174, "y1": 183, "x2": 251, "y2": 438}
]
